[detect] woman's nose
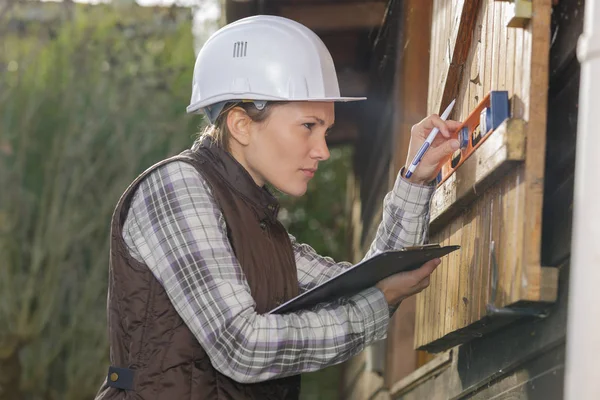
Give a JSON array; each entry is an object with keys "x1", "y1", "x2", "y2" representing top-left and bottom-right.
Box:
[{"x1": 311, "y1": 135, "x2": 330, "y2": 161}]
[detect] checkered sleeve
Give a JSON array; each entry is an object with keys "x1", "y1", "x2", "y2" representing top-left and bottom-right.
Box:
[
  {"x1": 363, "y1": 170, "x2": 435, "y2": 258},
  {"x1": 294, "y1": 170, "x2": 435, "y2": 293},
  {"x1": 121, "y1": 161, "x2": 390, "y2": 383}
]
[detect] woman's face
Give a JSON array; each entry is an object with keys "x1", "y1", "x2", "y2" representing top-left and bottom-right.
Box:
[{"x1": 235, "y1": 101, "x2": 334, "y2": 197}]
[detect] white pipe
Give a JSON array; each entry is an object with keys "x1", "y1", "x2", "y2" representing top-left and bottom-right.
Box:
[{"x1": 565, "y1": 0, "x2": 600, "y2": 398}]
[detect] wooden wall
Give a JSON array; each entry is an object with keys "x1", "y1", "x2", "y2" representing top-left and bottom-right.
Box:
[
  {"x1": 414, "y1": 0, "x2": 559, "y2": 352},
  {"x1": 391, "y1": 0, "x2": 582, "y2": 397},
  {"x1": 342, "y1": 0, "x2": 582, "y2": 396}
]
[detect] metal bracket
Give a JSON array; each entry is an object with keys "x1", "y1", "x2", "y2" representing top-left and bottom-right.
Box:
[{"x1": 486, "y1": 241, "x2": 548, "y2": 318}]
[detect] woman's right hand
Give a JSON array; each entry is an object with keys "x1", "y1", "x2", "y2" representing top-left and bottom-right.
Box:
[{"x1": 375, "y1": 258, "x2": 441, "y2": 306}]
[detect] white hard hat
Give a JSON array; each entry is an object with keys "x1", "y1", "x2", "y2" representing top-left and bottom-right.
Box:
[{"x1": 187, "y1": 15, "x2": 366, "y2": 123}]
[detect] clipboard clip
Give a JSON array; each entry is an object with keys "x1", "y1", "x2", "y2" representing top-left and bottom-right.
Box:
[
  {"x1": 402, "y1": 244, "x2": 442, "y2": 251},
  {"x1": 486, "y1": 241, "x2": 548, "y2": 318}
]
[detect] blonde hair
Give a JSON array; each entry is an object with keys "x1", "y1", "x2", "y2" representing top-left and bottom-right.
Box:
[{"x1": 196, "y1": 101, "x2": 287, "y2": 152}]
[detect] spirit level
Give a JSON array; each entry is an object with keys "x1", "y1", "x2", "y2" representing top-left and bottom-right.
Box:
[{"x1": 436, "y1": 91, "x2": 510, "y2": 186}]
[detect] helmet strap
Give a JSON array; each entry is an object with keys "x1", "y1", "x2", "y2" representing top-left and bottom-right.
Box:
[{"x1": 204, "y1": 100, "x2": 268, "y2": 124}]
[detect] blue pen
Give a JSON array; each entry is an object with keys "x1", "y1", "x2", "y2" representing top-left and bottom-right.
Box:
[{"x1": 405, "y1": 99, "x2": 456, "y2": 179}]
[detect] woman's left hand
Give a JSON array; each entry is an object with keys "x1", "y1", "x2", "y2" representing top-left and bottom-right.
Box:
[{"x1": 403, "y1": 114, "x2": 462, "y2": 185}]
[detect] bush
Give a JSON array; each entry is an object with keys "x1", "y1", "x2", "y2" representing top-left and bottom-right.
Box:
[{"x1": 0, "y1": 3, "x2": 196, "y2": 398}]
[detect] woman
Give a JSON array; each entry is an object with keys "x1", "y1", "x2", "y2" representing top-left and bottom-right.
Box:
[{"x1": 95, "y1": 15, "x2": 461, "y2": 400}]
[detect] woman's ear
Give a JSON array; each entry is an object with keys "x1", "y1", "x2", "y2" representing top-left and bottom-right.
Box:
[{"x1": 227, "y1": 107, "x2": 252, "y2": 146}]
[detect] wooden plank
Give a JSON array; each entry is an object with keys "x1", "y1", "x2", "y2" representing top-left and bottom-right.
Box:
[
  {"x1": 503, "y1": 167, "x2": 515, "y2": 307},
  {"x1": 458, "y1": 6, "x2": 478, "y2": 122},
  {"x1": 521, "y1": 21, "x2": 532, "y2": 121},
  {"x1": 520, "y1": 0, "x2": 551, "y2": 302},
  {"x1": 425, "y1": 250, "x2": 433, "y2": 344},
  {"x1": 435, "y1": 0, "x2": 483, "y2": 114},
  {"x1": 278, "y1": 2, "x2": 387, "y2": 31},
  {"x1": 539, "y1": 267, "x2": 559, "y2": 302},
  {"x1": 479, "y1": 1, "x2": 489, "y2": 100},
  {"x1": 466, "y1": 7, "x2": 483, "y2": 119},
  {"x1": 478, "y1": 179, "x2": 493, "y2": 320},
  {"x1": 500, "y1": 174, "x2": 510, "y2": 307},
  {"x1": 468, "y1": 197, "x2": 482, "y2": 322},
  {"x1": 484, "y1": 0, "x2": 495, "y2": 94},
  {"x1": 430, "y1": 0, "x2": 449, "y2": 113},
  {"x1": 430, "y1": 236, "x2": 439, "y2": 345},
  {"x1": 430, "y1": 119, "x2": 527, "y2": 227},
  {"x1": 416, "y1": 269, "x2": 425, "y2": 351},
  {"x1": 429, "y1": 0, "x2": 448, "y2": 114},
  {"x1": 513, "y1": 23, "x2": 525, "y2": 118},
  {"x1": 438, "y1": 224, "x2": 451, "y2": 344},
  {"x1": 490, "y1": 1, "x2": 501, "y2": 90},
  {"x1": 440, "y1": 229, "x2": 450, "y2": 344},
  {"x1": 466, "y1": 205, "x2": 478, "y2": 325},
  {"x1": 389, "y1": 351, "x2": 452, "y2": 397},
  {"x1": 469, "y1": 200, "x2": 481, "y2": 322},
  {"x1": 437, "y1": 222, "x2": 449, "y2": 342},
  {"x1": 505, "y1": 7, "x2": 516, "y2": 96},
  {"x1": 455, "y1": 212, "x2": 469, "y2": 330},
  {"x1": 497, "y1": 2, "x2": 507, "y2": 90},
  {"x1": 436, "y1": 222, "x2": 458, "y2": 344}
]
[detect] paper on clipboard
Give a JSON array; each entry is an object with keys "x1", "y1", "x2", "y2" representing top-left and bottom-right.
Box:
[{"x1": 268, "y1": 244, "x2": 460, "y2": 314}]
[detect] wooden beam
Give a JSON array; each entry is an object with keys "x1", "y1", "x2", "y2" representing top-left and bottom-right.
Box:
[
  {"x1": 389, "y1": 351, "x2": 452, "y2": 397},
  {"x1": 432, "y1": 0, "x2": 483, "y2": 114},
  {"x1": 278, "y1": 2, "x2": 387, "y2": 32},
  {"x1": 520, "y1": 0, "x2": 552, "y2": 302}
]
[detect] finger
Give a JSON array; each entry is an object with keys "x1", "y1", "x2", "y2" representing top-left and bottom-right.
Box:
[
  {"x1": 411, "y1": 258, "x2": 441, "y2": 281},
  {"x1": 431, "y1": 132, "x2": 454, "y2": 147},
  {"x1": 445, "y1": 120, "x2": 463, "y2": 132},
  {"x1": 426, "y1": 115, "x2": 452, "y2": 138},
  {"x1": 411, "y1": 117, "x2": 431, "y2": 139},
  {"x1": 430, "y1": 138, "x2": 460, "y2": 163}
]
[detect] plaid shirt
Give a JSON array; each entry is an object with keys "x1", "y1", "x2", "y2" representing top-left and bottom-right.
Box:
[{"x1": 122, "y1": 160, "x2": 434, "y2": 383}]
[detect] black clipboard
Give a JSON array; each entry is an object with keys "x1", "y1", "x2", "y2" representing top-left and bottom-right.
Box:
[{"x1": 268, "y1": 244, "x2": 460, "y2": 314}]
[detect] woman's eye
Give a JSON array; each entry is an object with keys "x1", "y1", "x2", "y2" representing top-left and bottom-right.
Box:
[{"x1": 303, "y1": 123, "x2": 315, "y2": 130}]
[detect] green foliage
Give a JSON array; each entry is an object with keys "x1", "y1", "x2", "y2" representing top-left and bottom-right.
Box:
[
  {"x1": 0, "y1": 2, "x2": 350, "y2": 399},
  {"x1": 0, "y1": 3, "x2": 196, "y2": 399}
]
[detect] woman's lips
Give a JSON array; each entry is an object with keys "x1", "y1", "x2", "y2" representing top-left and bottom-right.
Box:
[{"x1": 301, "y1": 168, "x2": 316, "y2": 178}]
